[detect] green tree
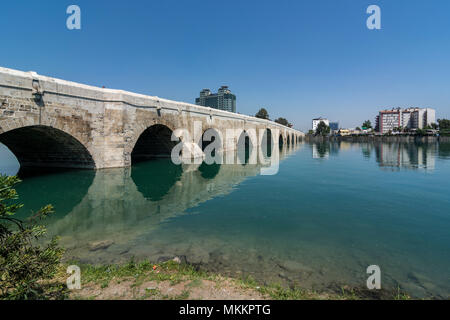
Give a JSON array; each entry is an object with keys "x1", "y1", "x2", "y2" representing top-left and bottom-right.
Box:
[
  {"x1": 274, "y1": 117, "x2": 292, "y2": 128},
  {"x1": 415, "y1": 128, "x2": 427, "y2": 136},
  {"x1": 315, "y1": 121, "x2": 330, "y2": 136},
  {"x1": 362, "y1": 120, "x2": 372, "y2": 129},
  {"x1": 0, "y1": 175, "x2": 64, "y2": 300},
  {"x1": 438, "y1": 119, "x2": 450, "y2": 130},
  {"x1": 255, "y1": 108, "x2": 269, "y2": 120}
]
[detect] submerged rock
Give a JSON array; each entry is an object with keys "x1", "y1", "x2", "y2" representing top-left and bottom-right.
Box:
[
  {"x1": 119, "y1": 249, "x2": 130, "y2": 255},
  {"x1": 157, "y1": 255, "x2": 187, "y2": 264},
  {"x1": 172, "y1": 257, "x2": 182, "y2": 264},
  {"x1": 157, "y1": 256, "x2": 174, "y2": 263},
  {"x1": 89, "y1": 240, "x2": 114, "y2": 251}
]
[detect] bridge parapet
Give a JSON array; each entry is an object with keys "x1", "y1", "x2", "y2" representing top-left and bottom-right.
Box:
[{"x1": 0, "y1": 67, "x2": 304, "y2": 169}]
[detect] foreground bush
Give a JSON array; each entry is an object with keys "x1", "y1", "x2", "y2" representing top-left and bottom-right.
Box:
[{"x1": 0, "y1": 175, "x2": 64, "y2": 300}]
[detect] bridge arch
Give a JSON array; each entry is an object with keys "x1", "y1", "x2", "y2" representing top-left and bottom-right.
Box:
[
  {"x1": 199, "y1": 127, "x2": 223, "y2": 152},
  {"x1": 236, "y1": 128, "x2": 257, "y2": 147},
  {"x1": 237, "y1": 130, "x2": 255, "y2": 165},
  {"x1": 130, "y1": 123, "x2": 180, "y2": 164},
  {"x1": 0, "y1": 125, "x2": 96, "y2": 169},
  {"x1": 278, "y1": 134, "x2": 284, "y2": 148},
  {"x1": 261, "y1": 128, "x2": 273, "y2": 158}
]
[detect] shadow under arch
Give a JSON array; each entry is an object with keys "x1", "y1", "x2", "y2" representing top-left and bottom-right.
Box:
[
  {"x1": 0, "y1": 125, "x2": 95, "y2": 170},
  {"x1": 261, "y1": 128, "x2": 273, "y2": 158},
  {"x1": 131, "y1": 159, "x2": 183, "y2": 201},
  {"x1": 287, "y1": 134, "x2": 291, "y2": 146},
  {"x1": 131, "y1": 124, "x2": 179, "y2": 164},
  {"x1": 237, "y1": 130, "x2": 254, "y2": 165},
  {"x1": 200, "y1": 128, "x2": 223, "y2": 158},
  {"x1": 278, "y1": 134, "x2": 284, "y2": 149}
]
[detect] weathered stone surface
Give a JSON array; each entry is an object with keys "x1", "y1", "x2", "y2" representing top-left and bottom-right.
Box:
[{"x1": 0, "y1": 67, "x2": 304, "y2": 169}]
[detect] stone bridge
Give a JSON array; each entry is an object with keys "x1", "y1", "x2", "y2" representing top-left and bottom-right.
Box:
[{"x1": 0, "y1": 67, "x2": 303, "y2": 169}]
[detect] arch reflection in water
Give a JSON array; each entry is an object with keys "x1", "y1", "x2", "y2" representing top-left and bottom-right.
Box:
[
  {"x1": 13, "y1": 168, "x2": 95, "y2": 221},
  {"x1": 198, "y1": 162, "x2": 221, "y2": 180},
  {"x1": 41, "y1": 146, "x2": 299, "y2": 264},
  {"x1": 131, "y1": 159, "x2": 183, "y2": 201}
]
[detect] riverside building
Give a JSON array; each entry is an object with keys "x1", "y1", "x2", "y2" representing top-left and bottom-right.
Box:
[
  {"x1": 375, "y1": 108, "x2": 436, "y2": 133},
  {"x1": 312, "y1": 118, "x2": 329, "y2": 131}
]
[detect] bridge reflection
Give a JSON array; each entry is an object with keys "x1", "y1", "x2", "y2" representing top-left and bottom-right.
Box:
[
  {"x1": 14, "y1": 168, "x2": 96, "y2": 220},
  {"x1": 24, "y1": 145, "x2": 300, "y2": 263},
  {"x1": 131, "y1": 159, "x2": 183, "y2": 201}
]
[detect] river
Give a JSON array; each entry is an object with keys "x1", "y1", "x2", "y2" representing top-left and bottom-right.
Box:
[{"x1": 0, "y1": 141, "x2": 449, "y2": 298}]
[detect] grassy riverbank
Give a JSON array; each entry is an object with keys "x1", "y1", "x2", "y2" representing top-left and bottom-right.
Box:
[{"x1": 41, "y1": 259, "x2": 412, "y2": 300}]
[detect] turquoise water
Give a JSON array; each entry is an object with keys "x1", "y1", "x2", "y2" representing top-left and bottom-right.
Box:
[{"x1": 1, "y1": 141, "x2": 449, "y2": 298}]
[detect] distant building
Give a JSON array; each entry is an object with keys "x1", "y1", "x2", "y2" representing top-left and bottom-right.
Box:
[
  {"x1": 312, "y1": 118, "x2": 329, "y2": 131},
  {"x1": 329, "y1": 122, "x2": 339, "y2": 131},
  {"x1": 376, "y1": 108, "x2": 436, "y2": 133},
  {"x1": 375, "y1": 115, "x2": 380, "y2": 132},
  {"x1": 195, "y1": 86, "x2": 236, "y2": 113},
  {"x1": 338, "y1": 129, "x2": 351, "y2": 136}
]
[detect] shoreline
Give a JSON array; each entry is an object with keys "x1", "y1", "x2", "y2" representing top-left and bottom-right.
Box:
[
  {"x1": 42, "y1": 259, "x2": 417, "y2": 300},
  {"x1": 304, "y1": 135, "x2": 450, "y2": 143}
]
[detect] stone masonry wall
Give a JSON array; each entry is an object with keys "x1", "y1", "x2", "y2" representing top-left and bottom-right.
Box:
[{"x1": 0, "y1": 67, "x2": 304, "y2": 169}]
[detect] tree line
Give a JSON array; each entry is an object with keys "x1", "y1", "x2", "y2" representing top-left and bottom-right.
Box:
[{"x1": 255, "y1": 108, "x2": 293, "y2": 128}]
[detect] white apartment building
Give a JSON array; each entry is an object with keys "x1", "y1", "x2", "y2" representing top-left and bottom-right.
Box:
[
  {"x1": 376, "y1": 108, "x2": 436, "y2": 133},
  {"x1": 312, "y1": 118, "x2": 329, "y2": 131}
]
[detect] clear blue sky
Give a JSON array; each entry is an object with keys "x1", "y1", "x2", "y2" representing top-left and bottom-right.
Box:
[{"x1": 1, "y1": 0, "x2": 449, "y2": 131}]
